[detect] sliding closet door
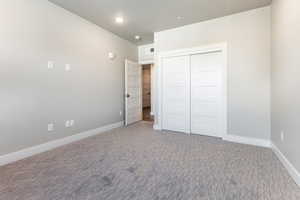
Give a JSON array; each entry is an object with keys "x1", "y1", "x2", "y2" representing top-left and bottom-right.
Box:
[
  {"x1": 190, "y1": 52, "x2": 223, "y2": 137},
  {"x1": 162, "y1": 56, "x2": 190, "y2": 133}
]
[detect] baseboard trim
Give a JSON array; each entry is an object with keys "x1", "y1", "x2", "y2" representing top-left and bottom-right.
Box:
[
  {"x1": 0, "y1": 121, "x2": 124, "y2": 166},
  {"x1": 153, "y1": 124, "x2": 161, "y2": 130},
  {"x1": 223, "y1": 134, "x2": 271, "y2": 148},
  {"x1": 271, "y1": 143, "x2": 300, "y2": 187}
]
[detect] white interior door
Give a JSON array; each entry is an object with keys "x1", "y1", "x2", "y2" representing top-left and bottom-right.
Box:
[
  {"x1": 125, "y1": 60, "x2": 142, "y2": 125},
  {"x1": 162, "y1": 56, "x2": 190, "y2": 133},
  {"x1": 190, "y1": 51, "x2": 223, "y2": 137}
]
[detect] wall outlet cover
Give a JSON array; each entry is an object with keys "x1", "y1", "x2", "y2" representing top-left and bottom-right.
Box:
[
  {"x1": 281, "y1": 131, "x2": 284, "y2": 141},
  {"x1": 65, "y1": 121, "x2": 71, "y2": 128},
  {"x1": 48, "y1": 124, "x2": 54, "y2": 131}
]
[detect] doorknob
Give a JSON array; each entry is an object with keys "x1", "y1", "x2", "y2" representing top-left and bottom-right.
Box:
[{"x1": 126, "y1": 94, "x2": 130, "y2": 98}]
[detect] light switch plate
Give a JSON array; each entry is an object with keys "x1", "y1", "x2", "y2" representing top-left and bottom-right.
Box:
[
  {"x1": 65, "y1": 64, "x2": 71, "y2": 71},
  {"x1": 48, "y1": 61, "x2": 54, "y2": 69}
]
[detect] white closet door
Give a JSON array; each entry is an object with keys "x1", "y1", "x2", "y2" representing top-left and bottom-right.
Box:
[
  {"x1": 162, "y1": 56, "x2": 190, "y2": 133},
  {"x1": 190, "y1": 52, "x2": 223, "y2": 137}
]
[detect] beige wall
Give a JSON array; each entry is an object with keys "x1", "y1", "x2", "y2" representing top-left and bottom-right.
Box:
[
  {"x1": 271, "y1": 0, "x2": 300, "y2": 172},
  {"x1": 0, "y1": 0, "x2": 137, "y2": 155},
  {"x1": 154, "y1": 7, "x2": 271, "y2": 140}
]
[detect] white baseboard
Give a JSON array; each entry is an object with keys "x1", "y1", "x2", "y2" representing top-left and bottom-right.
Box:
[
  {"x1": 271, "y1": 143, "x2": 300, "y2": 187},
  {"x1": 0, "y1": 121, "x2": 124, "y2": 166},
  {"x1": 153, "y1": 124, "x2": 161, "y2": 130},
  {"x1": 223, "y1": 134, "x2": 271, "y2": 148}
]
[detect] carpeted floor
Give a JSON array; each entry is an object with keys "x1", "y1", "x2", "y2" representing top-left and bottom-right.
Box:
[{"x1": 0, "y1": 122, "x2": 299, "y2": 200}]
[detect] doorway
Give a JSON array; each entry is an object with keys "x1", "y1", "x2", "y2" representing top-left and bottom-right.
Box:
[
  {"x1": 142, "y1": 64, "x2": 154, "y2": 122},
  {"x1": 125, "y1": 60, "x2": 155, "y2": 126},
  {"x1": 125, "y1": 59, "x2": 142, "y2": 126}
]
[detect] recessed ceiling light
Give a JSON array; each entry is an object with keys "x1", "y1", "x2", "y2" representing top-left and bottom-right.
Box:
[
  {"x1": 115, "y1": 17, "x2": 124, "y2": 24},
  {"x1": 135, "y1": 35, "x2": 141, "y2": 40}
]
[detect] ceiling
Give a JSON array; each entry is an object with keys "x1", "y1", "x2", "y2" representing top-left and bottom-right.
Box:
[{"x1": 49, "y1": 0, "x2": 272, "y2": 45}]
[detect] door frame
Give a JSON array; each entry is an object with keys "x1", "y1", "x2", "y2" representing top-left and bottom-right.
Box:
[
  {"x1": 156, "y1": 43, "x2": 228, "y2": 138},
  {"x1": 125, "y1": 59, "x2": 143, "y2": 126}
]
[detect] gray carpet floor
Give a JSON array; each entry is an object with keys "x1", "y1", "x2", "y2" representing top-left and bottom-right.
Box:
[{"x1": 0, "y1": 122, "x2": 299, "y2": 200}]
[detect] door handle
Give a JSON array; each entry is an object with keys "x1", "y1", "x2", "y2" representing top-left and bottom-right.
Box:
[{"x1": 126, "y1": 94, "x2": 130, "y2": 98}]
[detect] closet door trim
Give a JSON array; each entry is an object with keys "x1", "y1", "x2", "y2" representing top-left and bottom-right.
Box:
[{"x1": 156, "y1": 43, "x2": 227, "y2": 138}]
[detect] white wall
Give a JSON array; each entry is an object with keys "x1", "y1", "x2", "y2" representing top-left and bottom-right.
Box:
[
  {"x1": 154, "y1": 7, "x2": 271, "y2": 140},
  {"x1": 271, "y1": 0, "x2": 300, "y2": 172},
  {"x1": 0, "y1": 0, "x2": 137, "y2": 155}
]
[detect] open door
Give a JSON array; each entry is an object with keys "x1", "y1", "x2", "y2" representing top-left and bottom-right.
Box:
[{"x1": 125, "y1": 59, "x2": 142, "y2": 126}]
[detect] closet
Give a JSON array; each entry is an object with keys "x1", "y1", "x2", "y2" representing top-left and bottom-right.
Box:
[{"x1": 160, "y1": 45, "x2": 227, "y2": 138}]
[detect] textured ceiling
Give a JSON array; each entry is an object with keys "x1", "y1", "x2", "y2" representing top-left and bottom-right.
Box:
[{"x1": 49, "y1": 0, "x2": 272, "y2": 45}]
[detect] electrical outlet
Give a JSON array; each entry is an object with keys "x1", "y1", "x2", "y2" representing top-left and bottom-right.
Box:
[
  {"x1": 65, "y1": 120, "x2": 71, "y2": 128},
  {"x1": 70, "y1": 120, "x2": 75, "y2": 127},
  {"x1": 280, "y1": 131, "x2": 284, "y2": 141},
  {"x1": 119, "y1": 111, "x2": 122, "y2": 116},
  {"x1": 48, "y1": 123, "x2": 54, "y2": 132}
]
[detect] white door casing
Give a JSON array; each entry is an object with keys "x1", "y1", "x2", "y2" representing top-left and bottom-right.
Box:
[
  {"x1": 157, "y1": 43, "x2": 227, "y2": 138},
  {"x1": 162, "y1": 56, "x2": 190, "y2": 133},
  {"x1": 125, "y1": 59, "x2": 142, "y2": 125}
]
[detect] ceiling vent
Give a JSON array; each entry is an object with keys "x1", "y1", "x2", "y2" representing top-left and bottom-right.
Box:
[{"x1": 139, "y1": 44, "x2": 155, "y2": 64}]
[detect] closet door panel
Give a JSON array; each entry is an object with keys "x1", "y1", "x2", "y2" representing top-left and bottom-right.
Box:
[
  {"x1": 162, "y1": 56, "x2": 190, "y2": 133},
  {"x1": 191, "y1": 52, "x2": 223, "y2": 137}
]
